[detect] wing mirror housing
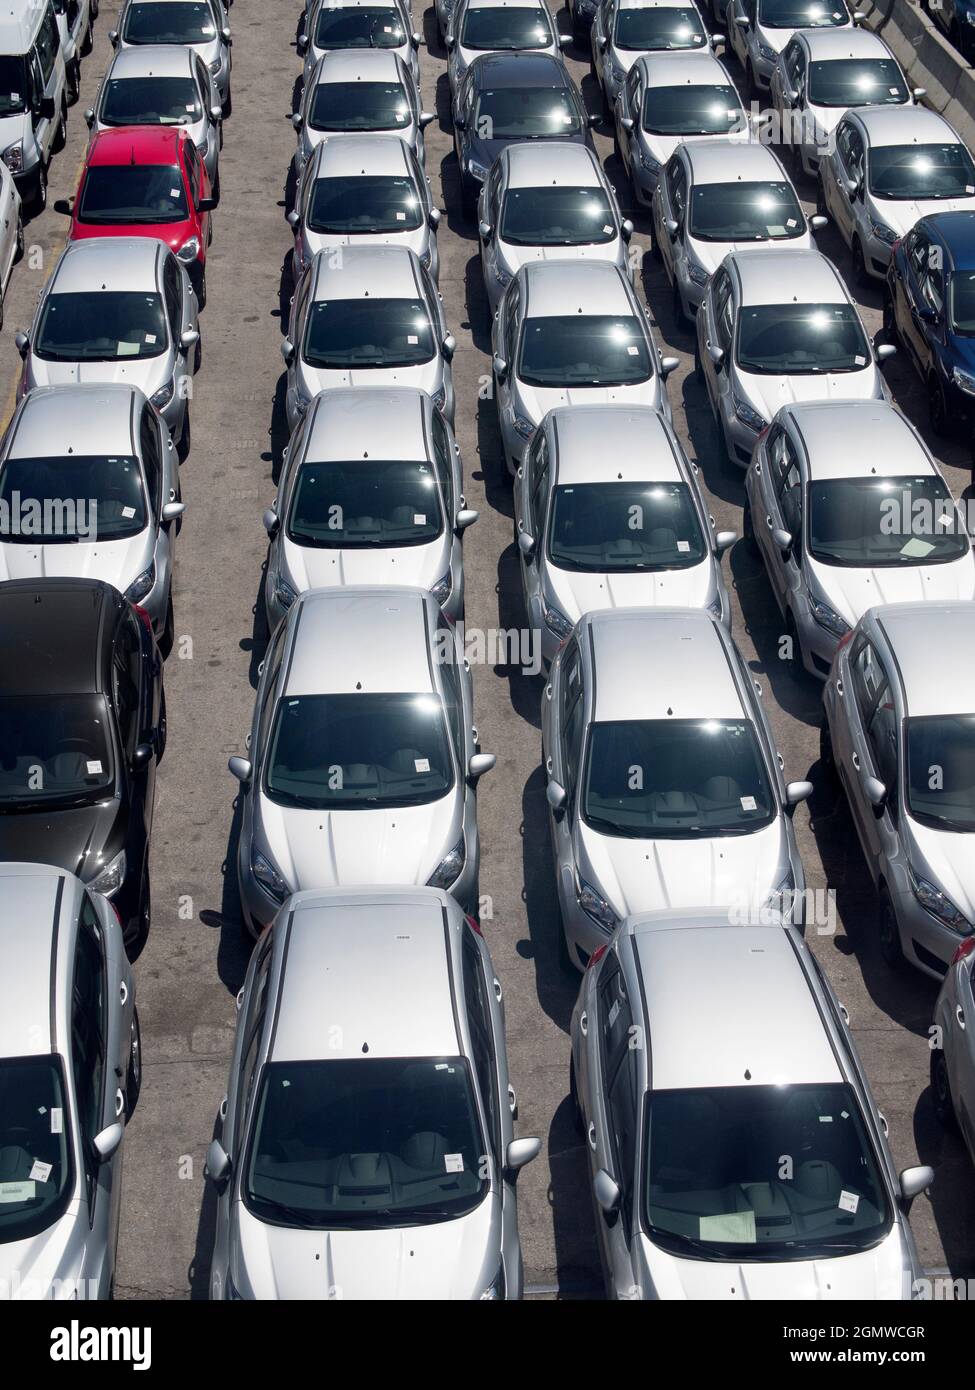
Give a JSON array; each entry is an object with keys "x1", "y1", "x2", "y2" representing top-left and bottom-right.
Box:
[
  {"x1": 162, "y1": 501, "x2": 185, "y2": 524},
  {"x1": 772, "y1": 526, "x2": 792, "y2": 554},
  {"x1": 714, "y1": 529, "x2": 737, "y2": 554},
  {"x1": 132, "y1": 742, "x2": 153, "y2": 770},
  {"x1": 620, "y1": 115, "x2": 634, "y2": 132},
  {"x1": 286, "y1": 208, "x2": 300, "y2": 228},
  {"x1": 263, "y1": 507, "x2": 280, "y2": 537},
  {"x1": 411, "y1": 30, "x2": 422, "y2": 47},
  {"x1": 93, "y1": 1123, "x2": 124, "y2": 1164},
  {"x1": 546, "y1": 778, "x2": 567, "y2": 815},
  {"x1": 735, "y1": 14, "x2": 751, "y2": 27},
  {"x1": 41, "y1": 96, "x2": 56, "y2": 120},
  {"x1": 296, "y1": 33, "x2": 309, "y2": 54},
  {"x1": 594, "y1": 1168, "x2": 621, "y2": 1214},
  {"x1": 14, "y1": 330, "x2": 29, "y2": 359},
  {"x1": 786, "y1": 779, "x2": 813, "y2": 808},
  {"x1": 517, "y1": 530, "x2": 535, "y2": 559},
  {"x1": 468, "y1": 752, "x2": 496, "y2": 782},
  {"x1": 875, "y1": 342, "x2": 897, "y2": 364},
  {"x1": 428, "y1": 206, "x2": 442, "y2": 228},
  {"x1": 808, "y1": 213, "x2": 828, "y2": 232},
  {"x1": 84, "y1": 106, "x2": 95, "y2": 127},
  {"x1": 291, "y1": 112, "x2": 303, "y2": 130},
  {"x1": 863, "y1": 774, "x2": 887, "y2": 810},
  {"x1": 505, "y1": 1137, "x2": 541, "y2": 1178},
  {"x1": 419, "y1": 110, "x2": 435, "y2": 128},
  {"x1": 478, "y1": 219, "x2": 492, "y2": 240},
  {"x1": 621, "y1": 217, "x2": 633, "y2": 242},
  {"x1": 281, "y1": 338, "x2": 296, "y2": 365},
  {"x1": 493, "y1": 352, "x2": 508, "y2": 381},
  {"x1": 660, "y1": 355, "x2": 679, "y2": 378},
  {"x1": 912, "y1": 86, "x2": 926, "y2": 100},
  {"x1": 899, "y1": 1165, "x2": 933, "y2": 1208},
  {"x1": 179, "y1": 328, "x2": 200, "y2": 355},
  {"x1": 441, "y1": 332, "x2": 456, "y2": 360},
  {"x1": 108, "y1": 28, "x2": 119, "y2": 46},
  {"x1": 456, "y1": 507, "x2": 479, "y2": 531},
  {"x1": 197, "y1": 195, "x2": 217, "y2": 213},
  {"x1": 228, "y1": 755, "x2": 253, "y2": 784},
  {"x1": 206, "y1": 1139, "x2": 232, "y2": 1188}
]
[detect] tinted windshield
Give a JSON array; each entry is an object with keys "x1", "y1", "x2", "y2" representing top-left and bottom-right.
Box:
[
  {"x1": 123, "y1": 0, "x2": 218, "y2": 43},
  {"x1": 950, "y1": 271, "x2": 975, "y2": 335},
  {"x1": 549, "y1": 482, "x2": 707, "y2": 571},
  {"x1": 308, "y1": 174, "x2": 422, "y2": 231},
  {"x1": 907, "y1": 715, "x2": 975, "y2": 831},
  {"x1": 869, "y1": 143, "x2": 975, "y2": 200},
  {"x1": 615, "y1": 7, "x2": 707, "y2": 49},
  {"x1": 689, "y1": 181, "x2": 805, "y2": 241},
  {"x1": 519, "y1": 314, "x2": 651, "y2": 386},
  {"x1": 736, "y1": 303, "x2": 869, "y2": 374},
  {"x1": 100, "y1": 76, "x2": 202, "y2": 126},
  {"x1": 304, "y1": 298, "x2": 434, "y2": 368},
  {"x1": 264, "y1": 692, "x2": 453, "y2": 808},
  {"x1": 583, "y1": 718, "x2": 774, "y2": 837},
  {"x1": 646, "y1": 1084, "x2": 891, "y2": 1259},
  {"x1": 78, "y1": 164, "x2": 189, "y2": 224},
  {"x1": 310, "y1": 81, "x2": 410, "y2": 131},
  {"x1": 642, "y1": 84, "x2": 744, "y2": 136},
  {"x1": 0, "y1": 55, "x2": 28, "y2": 117},
  {"x1": 758, "y1": 0, "x2": 848, "y2": 27},
  {"x1": 473, "y1": 86, "x2": 581, "y2": 138},
  {"x1": 0, "y1": 455, "x2": 147, "y2": 543},
  {"x1": 287, "y1": 458, "x2": 443, "y2": 546},
  {"x1": 0, "y1": 1058, "x2": 73, "y2": 1245},
  {"x1": 245, "y1": 1059, "x2": 487, "y2": 1229},
  {"x1": 808, "y1": 476, "x2": 969, "y2": 567},
  {"x1": 0, "y1": 695, "x2": 114, "y2": 806},
  {"x1": 808, "y1": 58, "x2": 907, "y2": 108},
  {"x1": 35, "y1": 292, "x2": 168, "y2": 362},
  {"x1": 461, "y1": 5, "x2": 552, "y2": 49},
  {"x1": 315, "y1": 6, "x2": 407, "y2": 48},
  {"x1": 500, "y1": 185, "x2": 615, "y2": 245}
]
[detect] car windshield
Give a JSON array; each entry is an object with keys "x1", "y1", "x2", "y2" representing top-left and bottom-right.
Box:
[
  {"x1": 100, "y1": 76, "x2": 202, "y2": 126},
  {"x1": 264, "y1": 692, "x2": 453, "y2": 808},
  {"x1": 78, "y1": 164, "x2": 189, "y2": 224},
  {"x1": 310, "y1": 81, "x2": 410, "y2": 131},
  {"x1": 287, "y1": 458, "x2": 443, "y2": 547},
  {"x1": 583, "y1": 718, "x2": 774, "y2": 837},
  {"x1": 461, "y1": 6, "x2": 552, "y2": 49},
  {"x1": 473, "y1": 86, "x2": 582, "y2": 138},
  {"x1": 304, "y1": 298, "x2": 434, "y2": 368},
  {"x1": 758, "y1": 0, "x2": 848, "y2": 28},
  {"x1": 500, "y1": 185, "x2": 615, "y2": 245},
  {"x1": 689, "y1": 181, "x2": 805, "y2": 241},
  {"x1": 642, "y1": 84, "x2": 744, "y2": 136},
  {"x1": 244, "y1": 1058, "x2": 487, "y2": 1229},
  {"x1": 0, "y1": 695, "x2": 114, "y2": 807},
  {"x1": 0, "y1": 1057, "x2": 73, "y2": 1245},
  {"x1": 868, "y1": 143, "x2": 975, "y2": 200},
  {"x1": 549, "y1": 482, "x2": 707, "y2": 571},
  {"x1": 307, "y1": 174, "x2": 423, "y2": 232},
  {"x1": 808, "y1": 476, "x2": 969, "y2": 567},
  {"x1": 949, "y1": 271, "x2": 975, "y2": 335},
  {"x1": 736, "y1": 303, "x2": 869, "y2": 374},
  {"x1": 35, "y1": 292, "x2": 168, "y2": 362},
  {"x1": 808, "y1": 59, "x2": 907, "y2": 108},
  {"x1": 0, "y1": 55, "x2": 28, "y2": 117},
  {"x1": 315, "y1": 7, "x2": 407, "y2": 48},
  {"x1": 615, "y1": 7, "x2": 707, "y2": 50},
  {"x1": 0, "y1": 455, "x2": 148, "y2": 543},
  {"x1": 907, "y1": 715, "x2": 975, "y2": 831},
  {"x1": 123, "y1": 0, "x2": 218, "y2": 43},
  {"x1": 519, "y1": 314, "x2": 651, "y2": 386},
  {"x1": 646, "y1": 1084, "x2": 891, "y2": 1259}
]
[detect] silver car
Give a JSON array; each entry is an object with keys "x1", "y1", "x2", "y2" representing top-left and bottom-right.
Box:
[
  {"x1": 0, "y1": 385, "x2": 185, "y2": 643},
  {"x1": 0, "y1": 862, "x2": 139, "y2": 1302},
  {"x1": 229, "y1": 586, "x2": 494, "y2": 935},
  {"x1": 695, "y1": 248, "x2": 893, "y2": 468},
  {"x1": 745, "y1": 401, "x2": 975, "y2": 680},
  {"x1": 447, "y1": 0, "x2": 564, "y2": 98},
  {"x1": 53, "y1": 0, "x2": 94, "y2": 106},
  {"x1": 86, "y1": 42, "x2": 223, "y2": 192},
  {"x1": 613, "y1": 51, "x2": 749, "y2": 207},
  {"x1": 823, "y1": 602, "x2": 975, "y2": 979},
  {"x1": 592, "y1": 0, "x2": 720, "y2": 110},
  {"x1": 110, "y1": 0, "x2": 233, "y2": 114},
  {"x1": 570, "y1": 910, "x2": 932, "y2": 1298},
  {"x1": 477, "y1": 141, "x2": 633, "y2": 315},
  {"x1": 932, "y1": 937, "x2": 975, "y2": 1169},
  {"x1": 283, "y1": 245, "x2": 455, "y2": 432},
  {"x1": 299, "y1": 0, "x2": 421, "y2": 90},
  {"x1": 542, "y1": 606, "x2": 810, "y2": 970},
  {"x1": 15, "y1": 236, "x2": 201, "y2": 458},
  {"x1": 206, "y1": 886, "x2": 540, "y2": 1300},
  {"x1": 289, "y1": 134, "x2": 442, "y2": 284},
  {"x1": 727, "y1": 0, "x2": 859, "y2": 96},
  {"x1": 293, "y1": 50, "x2": 432, "y2": 177},
  {"x1": 491, "y1": 260, "x2": 678, "y2": 475},
  {"x1": 513, "y1": 405, "x2": 735, "y2": 668},
  {"x1": 652, "y1": 140, "x2": 824, "y2": 323},
  {"x1": 263, "y1": 387, "x2": 476, "y2": 628}
]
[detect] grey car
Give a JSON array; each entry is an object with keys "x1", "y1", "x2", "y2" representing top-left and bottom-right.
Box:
[
  {"x1": 932, "y1": 937, "x2": 975, "y2": 1170},
  {"x1": 541, "y1": 606, "x2": 810, "y2": 970},
  {"x1": 745, "y1": 401, "x2": 975, "y2": 680},
  {"x1": 110, "y1": 0, "x2": 233, "y2": 114},
  {"x1": 206, "y1": 886, "x2": 540, "y2": 1300},
  {"x1": 570, "y1": 910, "x2": 932, "y2": 1298},
  {"x1": 0, "y1": 385, "x2": 185, "y2": 642},
  {"x1": 513, "y1": 404, "x2": 735, "y2": 668},
  {"x1": 727, "y1": 0, "x2": 860, "y2": 96},
  {"x1": 263, "y1": 387, "x2": 476, "y2": 628},
  {"x1": 592, "y1": 0, "x2": 720, "y2": 110},
  {"x1": 491, "y1": 260, "x2": 678, "y2": 474},
  {"x1": 293, "y1": 50, "x2": 432, "y2": 178},
  {"x1": 289, "y1": 134, "x2": 442, "y2": 284},
  {"x1": 229, "y1": 586, "x2": 494, "y2": 935},
  {"x1": 822, "y1": 602, "x2": 975, "y2": 979},
  {"x1": 447, "y1": 0, "x2": 564, "y2": 98},
  {"x1": 15, "y1": 236, "x2": 201, "y2": 458},
  {"x1": 53, "y1": 0, "x2": 94, "y2": 106},
  {"x1": 0, "y1": 862, "x2": 139, "y2": 1302},
  {"x1": 283, "y1": 245, "x2": 455, "y2": 433},
  {"x1": 299, "y1": 0, "x2": 421, "y2": 90}
]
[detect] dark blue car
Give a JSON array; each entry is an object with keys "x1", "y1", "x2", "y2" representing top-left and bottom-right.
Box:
[{"x1": 928, "y1": 0, "x2": 975, "y2": 66}]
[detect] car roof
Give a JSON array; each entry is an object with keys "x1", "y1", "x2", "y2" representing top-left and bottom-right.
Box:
[
  {"x1": 315, "y1": 47, "x2": 404, "y2": 82},
  {"x1": 684, "y1": 138, "x2": 788, "y2": 185},
  {"x1": 505, "y1": 139, "x2": 600, "y2": 188},
  {"x1": 109, "y1": 42, "x2": 197, "y2": 78},
  {"x1": 315, "y1": 0, "x2": 402, "y2": 10},
  {"x1": 521, "y1": 258, "x2": 631, "y2": 317},
  {"x1": 469, "y1": 50, "x2": 570, "y2": 86},
  {"x1": 618, "y1": 0, "x2": 696, "y2": 9},
  {"x1": 465, "y1": 0, "x2": 548, "y2": 9},
  {"x1": 636, "y1": 51, "x2": 732, "y2": 84},
  {"x1": 788, "y1": 402, "x2": 932, "y2": 480},
  {"x1": 283, "y1": 587, "x2": 435, "y2": 696},
  {"x1": 312, "y1": 133, "x2": 413, "y2": 179},
  {"x1": 0, "y1": 866, "x2": 77, "y2": 1058},
  {"x1": 0, "y1": 3, "x2": 43, "y2": 54},
  {"x1": 918, "y1": 210, "x2": 975, "y2": 269},
  {"x1": 310, "y1": 242, "x2": 423, "y2": 299},
  {"x1": 548, "y1": 406, "x2": 683, "y2": 485},
  {"x1": 585, "y1": 608, "x2": 744, "y2": 722},
  {"x1": 50, "y1": 235, "x2": 163, "y2": 294},
  {"x1": 0, "y1": 580, "x2": 118, "y2": 696},
  {"x1": 271, "y1": 893, "x2": 460, "y2": 1061},
  {"x1": 629, "y1": 922, "x2": 842, "y2": 1089},
  {"x1": 7, "y1": 385, "x2": 142, "y2": 460},
  {"x1": 87, "y1": 125, "x2": 187, "y2": 167},
  {"x1": 855, "y1": 103, "x2": 958, "y2": 147},
  {"x1": 303, "y1": 388, "x2": 429, "y2": 462},
  {"x1": 875, "y1": 603, "x2": 975, "y2": 717},
  {"x1": 731, "y1": 247, "x2": 846, "y2": 305},
  {"x1": 799, "y1": 27, "x2": 894, "y2": 60}
]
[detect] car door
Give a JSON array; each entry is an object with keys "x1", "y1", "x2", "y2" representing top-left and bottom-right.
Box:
[
  {"x1": 824, "y1": 118, "x2": 855, "y2": 236},
  {"x1": 517, "y1": 428, "x2": 549, "y2": 629},
  {"x1": 766, "y1": 446, "x2": 804, "y2": 617},
  {"x1": 702, "y1": 267, "x2": 734, "y2": 419},
  {"x1": 843, "y1": 637, "x2": 896, "y2": 879},
  {"x1": 909, "y1": 235, "x2": 945, "y2": 381},
  {"x1": 461, "y1": 926, "x2": 504, "y2": 1187},
  {"x1": 657, "y1": 155, "x2": 685, "y2": 283},
  {"x1": 594, "y1": 0, "x2": 613, "y2": 88},
  {"x1": 495, "y1": 277, "x2": 520, "y2": 428},
  {"x1": 617, "y1": 66, "x2": 641, "y2": 176},
  {"x1": 893, "y1": 226, "x2": 928, "y2": 367},
  {"x1": 754, "y1": 424, "x2": 789, "y2": 599},
  {"x1": 185, "y1": 141, "x2": 209, "y2": 244},
  {"x1": 0, "y1": 161, "x2": 17, "y2": 280},
  {"x1": 549, "y1": 637, "x2": 585, "y2": 897},
  {"x1": 948, "y1": 960, "x2": 975, "y2": 1155}
]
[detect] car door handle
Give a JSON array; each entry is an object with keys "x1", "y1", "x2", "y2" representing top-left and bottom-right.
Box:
[
  {"x1": 765, "y1": 515, "x2": 773, "y2": 528},
  {"x1": 115, "y1": 1087, "x2": 125, "y2": 1118},
  {"x1": 119, "y1": 981, "x2": 128, "y2": 1006},
  {"x1": 851, "y1": 752, "x2": 861, "y2": 771},
  {"x1": 508, "y1": 1083, "x2": 517, "y2": 1116},
  {"x1": 957, "y1": 1006, "x2": 966, "y2": 1030},
  {"x1": 836, "y1": 678, "x2": 844, "y2": 697},
  {"x1": 580, "y1": 1010, "x2": 588, "y2": 1036},
  {"x1": 493, "y1": 977, "x2": 502, "y2": 1004},
  {"x1": 587, "y1": 1122, "x2": 597, "y2": 1152}
]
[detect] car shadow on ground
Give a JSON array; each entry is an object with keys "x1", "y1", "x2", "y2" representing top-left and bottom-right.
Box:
[
  {"x1": 496, "y1": 541, "x2": 543, "y2": 727},
  {"x1": 547, "y1": 1097, "x2": 604, "y2": 1297},
  {"x1": 914, "y1": 1087, "x2": 975, "y2": 1280},
  {"x1": 464, "y1": 251, "x2": 492, "y2": 354},
  {"x1": 187, "y1": 1114, "x2": 222, "y2": 1299},
  {"x1": 424, "y1": 4, "x2": 445, "y2": 57},
  {"x1": 518, "y1": 766, "x2": 578, "y2": 1035}
]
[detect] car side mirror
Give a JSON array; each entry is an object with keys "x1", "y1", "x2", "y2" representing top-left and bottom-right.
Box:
[
  {"x1": 875, "y1": 342, "x2": 897, "y2": 363},
  {"x1": 621, "y1": 218, "x2": 633, "y2": 242},
  {"x1": 286, "y1": 208, "x2": 300, "y2": 228},
  {"x1": 108, "y1": 28, "x2": 119, "y2": 45},
  {"x1": 41, "y1": 95, "x2": 56, "y2": 121},
  {"x1": 441, "y1": 333, "x2": 456, "y2": 360},
  {"x1": 664, "y1": 217, "x2": 679, "y2": 241},
  {"x1": 808, "y1": 213, "x2": 828, "y2": 232},
  {"x1": 715, "y1": 529, "x2": 737, "y2": 554},
  {"x1": 863, "y1": 774, "x2": 887, "y2": 810},
  {"x1": 132, "y1": 742, "x2": 154, "y2": 770},
  {"x1": 844, "y1": 175, "x2": 861, "y2": 198},
  {"x1": 735, "y1": 14, "x2": 751, "y2": 27},
  {"x1": 84, "y1": 106, "x2": 95, "y2": 127},
  {"x1": 454, "y1": 113, "x2": 466, "y2": 130},
  {"x1": 297, "y1": 33, "x2": 309, "y2": 54},
  {"x1": 456, "y1": 507, "x2": 479, "y2": 531},
  {"x1": 517, "y1": 529, "x2": 535, "y2": 560},
  {"x1": 852, "y1": 8, "x2": 866, "y2": 21},
  {"x1": 281, "y1": 338, "x2": 296, "y2": 365},
  {"x1": 222, "y1": 28, "x2": 232, "y2": 43},
  {"x1": 446, "y1": 32, "x2": 455, "y2": 48},
  {"x1": 411, "y1": 31, "x2": 422, "y2": 47},
  {"x1": 291, "y1": 112, "x2": 303, "y2": 130},
  {"x1": 14, "y1": 331, "x2": 29, "y2": 359},
  {"x1": 419, "y1": 110, "x2": 435, "y2": 128},
  {"x1": 899, "y1": 1165, "x2": 933, "y2": 1207},
  {"x1": 772, "y1": 526, "x2": 792, "y2": 555},
  {"x1": 711, "y1": 33, "x2": 725, "y2": 50},
  {"x1": 428, "y1": 207, "x2": 442, "y2": 228},
  {"x1": 912, "y1": 86, "x2": 926, "y2": 100},
  {"x1": 786, "y1": 779, "x2": 813, "y2": 807},
  {"x1": 598, "y1": 35, "x2": 608, "y2": 50},
  {"x1": 263, "y1": 507, "x2": 280, "y2": 537},
  {"x1": 206, "y1": 1138, "x2": 232, "y2": 1188},
  {"x1": 468, "y1": 752, "x2": 496, "y2": 782},
  {"x1": 505, "y1": 1137, "x2": 541, "y2": 1178},
  {"x1": 587, "y1": 112, "x2": 601, "y2": 128},
  {"x1": 162, "y1": 501, "x2": 185, "y2": 524},
  {"x1": 594, "y1": 1168, "x2": 621, "y2": 1214},
  {"x1": 197, "y1": 195, "x2": 217, "y2": 213},
  {"x1": 557, "y1": 32, "x2": 569, "y2": 48},
  {"x1": 179, "y1": 330, "x2": 200, "y2": 357},
  {"x1": 707, "y1": 343, "x2": 725, "y2": 369},
  {"x1": 228, "y1": 755, "x2": 253, "y2": 784},
  {"x1": 478, "y1": 219, "x2": 492, "y2": 240},
  {"x1": 660, "y1": 355, "x2": 679, "y2": 378},
  {"x1": 493, "y1": 352, "x2": 508, "y2": 381},
  {"x1": 620, "y1": 116, "x2": 634, "y2": 132},
  {"x1": 546, "y1": 778, "x2": 567, "y2": 815},
  {"x1": 93, "y1": 1123, "x2": 124, "y2": 1164}
]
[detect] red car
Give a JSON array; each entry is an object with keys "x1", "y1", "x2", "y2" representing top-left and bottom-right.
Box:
[{"x1": 69, "y1": 126, "x2": 215, "y2": 308}]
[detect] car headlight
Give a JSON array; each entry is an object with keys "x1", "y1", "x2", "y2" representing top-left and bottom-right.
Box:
[
  {"x1": 576, "y1": 874, "x2": 619, "y2": 933},
  {"x1": 427, "y1": 838, "x2": 465, "y2": 890},
  {"x1": 2, "y1": 141, "x2": 23, "y2": 174},
  {"x1": 177, "y1": 237, "x2": 201, "y2": 263},
  {"x1": 89, "y1": 850, "x2": 126, "y2": 898},
  {"x1": 953, "y1": 366, "x2": 975, "y2": 396},
  {"x1": 757, "y1": 41, "x2": 777, "y2": 62},
  {"x1": 420, "y1": 248, "x2": 432, "y2": 270},
  {"x1": 273, "y1": 572, "x2": 298, "y2": 610},
  {"x1": 479, "y1": 1262, "x2": 506, "y2": 1300},
  {"x1": 639, "y1": 150, "x2": 661, "y2": 175},
  {"x1": 196, "y1": 139, "x2": 209, "y2": 158},
  {"x1": 966, "y1": 9, "x2": 975, "y2": 21},
  {"x1": 251, "y1": 850, "x2": 290, "y2": 904},
  {"x1": 732, "y1": 393, "x2": 766, "y2": 433},
  {"x1": 209, "y1": 58, "x2": 222, "y2": 73},
  {"x1": 810, "y1": 596, "x2": 850, "y2": 638},
  {"x1": 467, "y1": 158, "x2": 488, "y2": 182},
  {"x1": 431, "y1": 384, "x2": 446, "y2": 413},
  {"x1": 430, "y1": 570, "x2": 452, "y2": 605},
  {"x1": 686, "y1": 260, "x2": 709, "y2": 286},
  {"x1": 764, "y1": 867, "x2": 796, "y2": 922},
  {"x1": 493, "y1": 261, "x2": 512, "y2": 288},
  {"x1": 151, "y1": 379, "x2": 175, "y2": 409},
  {"x1": 513, "y1": 414, "x2": 535, "y2": 440},
  {"x1": 542, "y1": 599, "x2": 574, "y2": 641},
  {"x1": 868, "y1": 216, "x2": 897, "y2": 246},
  {"x1": 706, "y1": 592, "x2": 723, "y2": 619},
  {"x1": 125, "y1": 564, "x2": 156, "y2": 603},
  {"x1": 909, "y1": 867, "x2": 971, "y2": 935},
  {"x1": 610, "y1": 61, "x2": 626, "y2": 84}
]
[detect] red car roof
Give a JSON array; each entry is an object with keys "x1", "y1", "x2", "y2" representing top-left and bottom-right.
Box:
[{"x1": 87, "y1": 125, "x2": 187, "y2": 167}]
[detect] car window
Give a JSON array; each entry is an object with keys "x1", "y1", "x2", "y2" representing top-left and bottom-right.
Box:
[
  {"x1": 71, "y1": 910, "x2": 107, "y2": 1208},
  {"x1": 237, "y1": 944, "x2": 272, "y2": 1131},
  {"x1": 431, "y1": 406, "x2": 456, "y2": 520},
  {"x1": 37, "y1": 3, "x2": 60, "y2": 85},
  {"x1": 559, "y1": 639, "x2": 584, "y2": 803},
  {"x1": 598, "y1": 954, "x2": 632, "y2": 1081},
  {"x1": 462, "y1": 929, "x2": 500, "y2": 1163},
  {"x1": 866, "y1": 674, "x2": 898, "y2": 796},
  {"x1": 666, "y1": 156, "x2": 687, "y2": 222},
  {"x1": 778, "y1": 459, "x2": 802, "y2": 543},
  {"x1": 113, "y1": 621, "x2": 141, "y2": 760},
  {"x1": 437, "y1": 626, "x2": 467, "y2": 764},
  {"x1": 528, "y1": 429, "x2": 549, "y2": 535},
  {"x1": 851, "y1": 639, "x2": 889, "y2": 730},
  {"x1": 194, "y1": 54, "x2": 211, "y2": 107},
  {"x1": 139, "y1": 406, "x2": 163, "y2": 516},
  {"x1": 186, "y1": 147, "x2": 200, "y2": 207}
]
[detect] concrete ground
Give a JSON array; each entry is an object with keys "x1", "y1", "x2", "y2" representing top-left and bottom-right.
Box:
[{"x1": 1, "y1": 0, "x2": 972, "y2": 1297}]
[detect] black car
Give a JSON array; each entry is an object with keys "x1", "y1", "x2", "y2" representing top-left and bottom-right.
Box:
[
  {"x1": 0, "y1": 579, "x2": 165, "y2": 953},
  {"x1": 453, "y1": 51, "x2": 597, "y2": 217}
]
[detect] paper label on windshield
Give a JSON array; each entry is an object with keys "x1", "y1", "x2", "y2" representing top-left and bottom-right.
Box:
[
  {"x1": 413, "y1": 513, "x2": 426, "y2": 525},
  {"x1": 414, "y1": 757, "x2": 430, "y2": 773},
  {"x1": 0, "y1": 1181, "x2": 34, "y2": 1203},
  {"x1": 786, "y1": 218, "x2": 797, "y2": 228},
  {"x1": 170, "y1": 188, "x2": 180, "y2": 197},
  {"x1": 186, "y1": 104, "x2": 196, "y2": 112},
  {"x1": 693, "y1": 32, "x2": 703, "y2": 40},
  {"x1": 118, "y1": 342, "x2": 140, "y2": 356},
  {"x1": 838, "y1": 1189, "x2": 859, "y2": 1214},
  {"x1": 968, "y1": 186, "x2": 975, "y2": 195},
  {"x1": 407, "y1": 334, "x2": 418, "y2": 344},
  {"x1": 901, "y1": 537, "x2": 934, "y2": 558},
  {"x1": 10, "y1": 93, "x2": 18, "y2": 102},
  {"x1": 395, "y1": 210, "x2": 406, "y2": 220},
  {"x1": 122, "y1": 506, "x2": 136, "y2": 518},
  {"x1": 50, "y1": 1108, "x2": 62, "y2": 1134},
  {"x1": 740, "y1": 795, "x2": 757, "y2": 811},
  {"x1": 700, "y1": 1210, "x2": 756, "y2": 1243},
  {"x1": 86, "y1": 760, "x2": 103, "y2": 775},
  {"x1": 889, "y1": 87, "x2": 899, "y2": 96},
  {"x1": 854, "y1": 354, "x2": 866, "y2": 366},
  {"x1": 603, "y1": 225, "x2": 613, "y2": 235},
  {"x1": 676, "y1": 539, "x2": 690, "y2": 552},
  {"x1": 627, "y1": 344, "x2": 638, "y2": 355},
  {"x1": 145, "y1": 334, "x2": 156, "y2": 344},
  {"x1": 29, "y1": 1160, "x2": 51, "y2": 1183},
  {"x1": 444, "y1": 1153, "x2": 464, "y2": 1173}
]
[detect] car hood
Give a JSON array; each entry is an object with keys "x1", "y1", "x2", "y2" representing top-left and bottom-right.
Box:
[
  {"x1": 303, "y1": 363, "x2": 438, "y2": 394},
  {"x1": 69, "y1": 221, "x2": 195, "y2": 254},
  {"x1": 548, "y1": 558, "x2": 714, "y2": 622},
  {"x1": 908, "y1": 817, "x2": 975, "y2": 923},
  {"x1": 690, "y1": 230, "x2": 813, "y2": 277},
  {"x1": 281, "y1": 535, "x2": 448, "y2": 594},
  {"x1": 648, "y1": 126, "x2": 750, "y2": 166},
  {"x1": 518, "y1": 378, "x2": 662, "y2": 427},
  {"x1": 0, "y1": 1202, "x2": 88, "y2": 1300},
  {"x1": 304, "y1": 227, "x2": 428, "y2": 259},
  {"x1": 27, "y1": 355, "x2": 168, "y2": 395},
  {"x1": 470, "y1": 132, "x2": 581, "y2": 171},
  {"x1": 0, "y1": 113, "x2": 27, "y2": 148},
  {"x1": 0, "y1": 532, "x2": 154, "y2": 595},
  {"x1": 0, "y1": 798, "x2": 120, "y2": 883},
  {"x1": 809, "y1": 553, "x2": 975, "y2": 629},
  {"x1": 231, "y1": 1195, "x2": 497, "y2": 1300},
  {"x1": 877, "y1": 192, "x2": 975, "y2": 238},
  {"x1": 499, "y1": 239, "x2": 624, "y2": 275},
  {"x1": 738, "y1": 364, "x2": 882, "y2": 423}
]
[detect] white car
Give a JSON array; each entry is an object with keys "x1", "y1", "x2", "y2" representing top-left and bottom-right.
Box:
[
  {"x1": 592, "y1": 0, "x2": 718, "y2": 109},
  {"x1": 299, "y1": 0, "x2": 420, "y2": 89},
  {"x1": 293, "y1": 49, "x2": 432, "y2": 175}
]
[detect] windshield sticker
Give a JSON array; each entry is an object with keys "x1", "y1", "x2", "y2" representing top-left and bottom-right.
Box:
[
  {"x1": 0, "y1": 1181, "x2": 34, "y2": 1203},
  {"x1": 86, "y1": 760, "x2": 103, "y2": 775},
  {"x1": 414, "y1": 757, "x2": 430, "y2": 773},
  {"x1": 117, "y1": 341, "x2": 140, "y2": 356},
  {"x1": 740, "y1": 795, "x2": 757, "y2": 811},
  {"x1": 901, "y1": 536, "x2": 934, "y2": 558},
  {"x1": 838, "y1": 1190, "x2": 860, "y2": 1214},
  {"x1": 50, "y1": 1108, "x2": 62, "y2": 1134},
  {"x1": 700, "y1": 1210, "x2": 756, "y2": 1242},
  {"x1": 28, "y1": 1160, "x2": 52, "y2": 1184},
  {"x1": 444, "y1": 1153, "x2": 464, "y2": 1173}
]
